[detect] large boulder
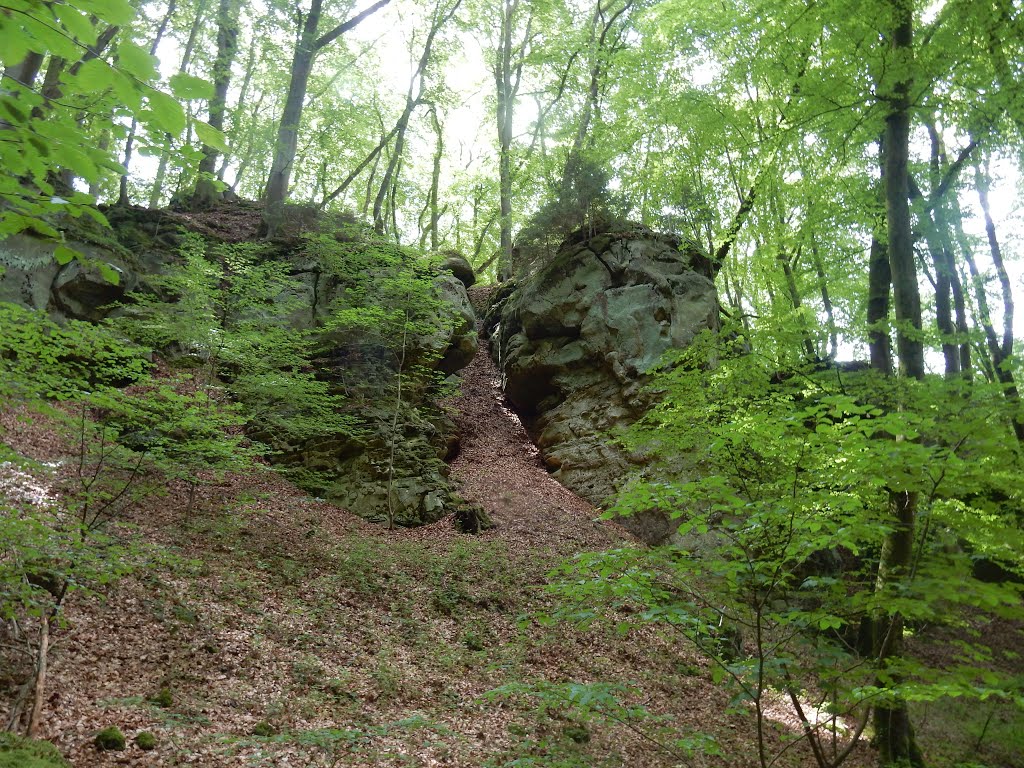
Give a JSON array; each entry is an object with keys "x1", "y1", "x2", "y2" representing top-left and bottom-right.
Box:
[
  {"x1": 489, "y1": 225, "x2": 719, "y2": 542},
  {"x1": 0, "y1": 235, "x2": 154, "y2": 321},
  {"x1": 440, "y1": 251, "x2": 476, "y2": 288},
  {"x1": 431, "y1": 272, "x2": 478, "y2": 375}
]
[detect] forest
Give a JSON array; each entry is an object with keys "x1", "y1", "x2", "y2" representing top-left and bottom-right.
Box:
[{"x1": 1, "y1": 0, "x2": 1023, "y2": 766}]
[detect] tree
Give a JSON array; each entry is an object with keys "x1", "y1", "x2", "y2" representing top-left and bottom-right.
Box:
[
  {"x1": 262, "y1": 0, "x2": 393, "y2": 236},
  {"x1": 190, "y1": 0, "x2": 240, "y2": 208},
  {"x1": 490, "y1": 0, "x2": 534, "y2": 277}
]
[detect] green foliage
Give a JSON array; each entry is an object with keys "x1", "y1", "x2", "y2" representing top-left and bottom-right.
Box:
[
  {"x1": 112, "y1": 233, "x2": 358, "y2": 457},
  {"x1": 0, "y1": 0, "x2": 216, "y2": 247},
  {"x1": 485, "y1": 679, "x2": 717, "y2": 767},
  {"x1": 545, "y1": 327, "x2": 1024, "y2": 766},
  {"x1": 0, "y1": 733, "x2": 69, "y2": 768},
  {"x1": 308, "y1": 233, "x2": 456, "y2": 361},
  {"x1": 0, "y1": 302, "x2": 150, "y2": 400},
  {"x1": 511, "y1": 154, "x2": 628, "y2": 279}
]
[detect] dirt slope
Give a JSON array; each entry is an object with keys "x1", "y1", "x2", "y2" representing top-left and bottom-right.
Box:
[
  {"x1": 0, "y1": 289, "x2": 878, "y2": 768},
  {"x1": 447, "y1": 287, "x2": 624, "y2": 555}
]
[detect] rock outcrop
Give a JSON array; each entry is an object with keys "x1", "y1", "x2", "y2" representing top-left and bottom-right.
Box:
[
  {"x1": 0, "y1": 214, "x2": 479, "y2": 529},
  {"x1": 487, "y1": 225, "x2": 719, "y2": 542}
]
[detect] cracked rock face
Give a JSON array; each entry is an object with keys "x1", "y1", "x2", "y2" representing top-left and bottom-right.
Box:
[{"x1": 489, "y1": 226, "x2": 719, "y2": 543}]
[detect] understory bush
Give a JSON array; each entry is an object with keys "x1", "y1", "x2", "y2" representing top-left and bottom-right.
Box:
[{"x1": 545, "y1": 327, "x2": 1024, "y2": 768}]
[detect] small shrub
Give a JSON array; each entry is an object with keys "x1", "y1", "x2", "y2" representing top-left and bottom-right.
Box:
[
  {"x1": 252, "y1": 721, "x2": 277, "y2": 737},
  {"x1": 563, "y1": 724, "x2": 591, "y2": 744},
  {"x1": 151, "y1": 686, "x2": 174, "y2": 708}
]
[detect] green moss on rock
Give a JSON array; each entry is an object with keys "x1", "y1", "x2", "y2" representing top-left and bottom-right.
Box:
[
  {"x1": 134, "y1": 731, "x2": 157, "y2": 751},
  {"x1": 94, "y1": 726, "x2": 126, "y2": 751}
]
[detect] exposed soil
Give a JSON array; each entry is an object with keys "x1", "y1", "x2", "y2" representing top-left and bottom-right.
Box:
[{"x1": 447, "y1": 286, "x2": 625, "y2": 555}]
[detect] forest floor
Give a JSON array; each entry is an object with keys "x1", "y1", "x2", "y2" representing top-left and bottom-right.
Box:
[{"x1": 0, "y1": 287, "x2": 1018, "y2": 767}]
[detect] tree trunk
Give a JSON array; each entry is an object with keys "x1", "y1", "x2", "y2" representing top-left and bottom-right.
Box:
[
  {"x1": 118, "y1": 0, "x2": 177, "y2": 206},
  {"x1": 810, "y1": 239, "x2": 839, "y2": 360},
  {"x1": 874, "y1": 3, "x2": 925, "y2": 764},
  {"x1": 25, "y1": 619, "x2": 49, "y2": 738},
  {"x1": 778, "y1": 250, "x2": 816, "y2": 361},
  {"x1": 973, "y1": 160, "x2": 1024, "y2": 443},
  {"x1": 148, "y1": 1, "x2": 205, "y2": 208},
  {"x1": 372, "y1": 0, "x2": 461, "y2": 235},
  {"x1": 867, "y1": 232, "x2": 893, "y2": 374},
  {"x1": 192, "y1": 0, "x2": 239, "y2": 208},
  {"x1": 494, "y1": 0, "x2": 529, "y2": 279},
  {"x1": 263, "y1": 0, "x2": 393, "y2": 236},
  {"x1": 263, "y1": 0, "x2": 321, "y2": 232},
  {"x1": 418, "y1": 104, "x2": 444, "y2": 250}
]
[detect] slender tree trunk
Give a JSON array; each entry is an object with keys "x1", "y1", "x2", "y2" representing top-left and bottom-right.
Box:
[
  {"x1": 263, "y1": 0, "x2": 321, "y2": 230},
  {"x1": 560, "y1": 0, "x2": 631, "y2": 214},
  {"x1": 868, "y1": 232, "x2": 894, "y2": 374},
  {"x1": 973, "y1": 161, "x2": 1024, "y2": 443},
  {"x1": 34, "y1": 57, "x2": 67, "y2": 119},
  {"x1": 263, "y1": 0, "x2": 393, "y2": 235},
  {"x1": 418, "y1": 106, "x2": 444, "y2": 250},
  {"x1": 874, "y1": 3, "x2": 925, "y2": 765},
  {"x1": 372, "y1": 0, "x2": 461, "y2": 235},
  {"x1": 148, "y1": 1, "x2": 205, "y2": 207},
  {"x1": 320, "y1": 123, "x2": 400, "y2": 208},
  {"x1": 373, "y1": 111, "x2": 412, "y2": 234},
  {"x1": 778, "y1": 250, "x2": 816, "y2": 361},
  {"x1": 118, "y1": 0, "x2": 177, "y2": 206},
  {"x1": 362, "y1": 148, "x2": 381, "y2": 217},
  {"x1": 910, "y1": 179, "x2": 958, "y2": 376},
  {"x1": 494, "y1": 0, "x2": 530, "y2": 279},
  {"x1": 192, "y1": 0, "x2": 239, "y2": 208},
  {"x1": 810, "y1": 239, "x2": 839, "y2": 360},
  {"x1": 4, "y1": 52, "x2": 45, "y2": 91},
  {"x1": 25, "y1": 619, "x2": 48, "y2": 738},
  {"x1": 219, "y1": 35, "x2": 259, "y2": 183}
]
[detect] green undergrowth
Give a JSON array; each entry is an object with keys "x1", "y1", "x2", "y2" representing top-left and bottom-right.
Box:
[
  {"x1": 0, "y1": 733, "x2": 69, "y2": 768},
  {"x1": 912, "y1": 688, "x2": 1024, "y2": 768}
]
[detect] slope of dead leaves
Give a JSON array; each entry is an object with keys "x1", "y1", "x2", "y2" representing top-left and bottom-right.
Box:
[{"x1": 0, "y1": 288, "x2": 883, "y2": 768}]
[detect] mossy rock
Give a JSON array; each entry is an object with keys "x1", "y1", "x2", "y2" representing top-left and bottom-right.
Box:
[
  {"x1": 94, "y1": 726, "x2": 126, "y2": 751},
  {"x1": 0, "y1": 733, "x2": 69, "y2": 768},
  {"x1": 134, "y1": 731, "x2": 157, "y2": 751},
  {"x1": 453, "y1": 503, "x2": 495, "y2": 534}
]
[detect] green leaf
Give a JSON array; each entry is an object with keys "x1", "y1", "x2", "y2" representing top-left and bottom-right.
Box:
[
  {"x1": 77, "y1": 0, "x2": 136, "y2": 25},
  {"x1": 169, "y1": 72, "x2": 215, "y2": 101},
  {"x1": 98, "y1": 262, "x2": 121, "y2": 285},
  {"x1": 145, "y1": 90, "x2": 186, "y2": 135},
  {"x1": 19, "y1": 15, "x2": 82, "y2": 59},
  {"x1": 1, "y1": 31, "x2": 29, "y2": 67},
  {"x1": 55, "y1": 5, "x2": 98, "y2": 45},
  {"x1": 72, "y1": 59, "x2": 114, "y2": 93},
  {"x1": 116, "y1": 42, "x2": 159, "y2": 81},
  {"x1": 54, "y1": 245, "x2": 78, "y2": 265},
  {"x1": 194, "y1": 121, "x2": 229, "y2": 153}
]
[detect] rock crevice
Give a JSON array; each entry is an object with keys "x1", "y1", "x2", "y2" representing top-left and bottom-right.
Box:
[{"x1": 486, "y1": 225, "x2": 719, "y2": 541}]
